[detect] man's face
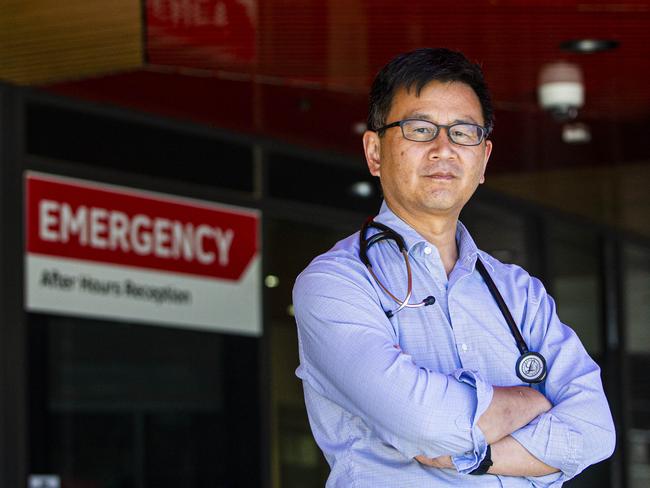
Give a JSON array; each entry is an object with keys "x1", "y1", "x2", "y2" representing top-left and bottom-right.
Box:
[{"x1": 363, "y1": 80, "x2": 492, "y2": 221}]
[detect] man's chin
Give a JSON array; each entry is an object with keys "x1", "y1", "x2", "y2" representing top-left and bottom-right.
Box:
[
  {"x1": 418, "y1": 204, "x2": 461, "y2": 219},
  {"x1": 419, "y1": 198, "x2": 457, "y2": 214}
]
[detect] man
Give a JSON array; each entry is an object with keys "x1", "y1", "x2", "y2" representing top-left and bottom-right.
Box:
[{"x1": 293, "y1": 48, "x2": 615, "y2": 486}]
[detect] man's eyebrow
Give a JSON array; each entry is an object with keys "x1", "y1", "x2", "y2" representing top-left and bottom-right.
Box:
[
  {"x1": 405, "y1": 112, "x2": 482, "y2": 125},
  {"x1": 407, "y1": 112, "x2": 434, "y2": 121}
]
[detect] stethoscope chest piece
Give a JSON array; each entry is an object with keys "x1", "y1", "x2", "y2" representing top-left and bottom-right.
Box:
[{"x1": 516, "y1": 351, "x2": 547, "y2": 384}]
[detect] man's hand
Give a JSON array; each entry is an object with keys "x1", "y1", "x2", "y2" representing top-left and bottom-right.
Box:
[
  {"x1": 488, "y1": 435, "x2": 559, "y2": 476},
  {"x1": 477, "y1": 386, "x2": 552, "y2": 444},
  {"x1": 415, "y1": 386, "x2": 553, "y2": 474},
  {"x1": 415, "y1": 437, "x2": 559, "y2": 477},
  {"x1": 415, "y1": 455, "x2": 454, "y2": 469}
]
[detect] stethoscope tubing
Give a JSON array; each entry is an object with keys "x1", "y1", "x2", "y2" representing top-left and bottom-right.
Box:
[
  {"x1": 359, "y1": 217, "x2": 547, "y2": 383},
  {"x1": 366, "y1": 249, "x2": 418, "y2": 315},
  {"x1": 475, "y1": 258, "x2": 530, "y2": 356},
  {"x1": 360, "y1": 218, "x2": 435, "y2": 317}
]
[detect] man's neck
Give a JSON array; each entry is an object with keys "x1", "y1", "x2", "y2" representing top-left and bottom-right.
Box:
[{"x1": 386, "y1": 202, "x2": 460, "y2": 277}]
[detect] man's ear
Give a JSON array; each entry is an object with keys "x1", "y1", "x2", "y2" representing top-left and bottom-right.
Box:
[
  {"x1": 363, "y1": 130, "x2": 381, "y2": 177},
  {"x1": 479, "y1": 139, "x2": 493, "y2": 184}
]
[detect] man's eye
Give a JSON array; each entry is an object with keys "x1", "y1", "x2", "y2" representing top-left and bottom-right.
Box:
[
  {"x1": 412, "y1": 126, "x2": 433, "y2": 134},
  {"x1": 452, "y1": 130, "x2": 470, "y2": 139}
]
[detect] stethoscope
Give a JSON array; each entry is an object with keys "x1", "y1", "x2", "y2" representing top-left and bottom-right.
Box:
[{"x1": 359, "y1": 218, "x2": 547, "y2": 384}]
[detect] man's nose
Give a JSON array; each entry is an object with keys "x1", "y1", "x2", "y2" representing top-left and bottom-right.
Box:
[{"x1": 427, "y1": 128, "x2": 456, "y2": 159}]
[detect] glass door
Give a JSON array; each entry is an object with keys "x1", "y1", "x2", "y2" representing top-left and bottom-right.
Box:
[
  {"x1": 29, "y1": 315, "x2": 260, "y2": 488},
  {"x1": 266, "y1": 217, "x2": 355, "y2": 488}
]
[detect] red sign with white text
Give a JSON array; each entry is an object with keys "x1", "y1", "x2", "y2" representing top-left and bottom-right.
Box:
[
  {"x1": 26, "y1": 174, "x2": 259, "y2": 281},
  {"x1": 146, "y1": 0, "x2": 256, "y2": 68}
]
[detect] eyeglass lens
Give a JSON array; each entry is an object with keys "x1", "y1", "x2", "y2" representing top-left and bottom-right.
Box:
[{"x1": 401, "y1": 120, "x2": 485, "y2": 145}]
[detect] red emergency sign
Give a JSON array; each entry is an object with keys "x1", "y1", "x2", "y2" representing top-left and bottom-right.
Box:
[{"x1": 26, "y1": 174, "x2": 259, "y2": 281}]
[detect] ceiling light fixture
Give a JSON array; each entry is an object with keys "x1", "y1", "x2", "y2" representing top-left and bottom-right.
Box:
[
  {"x1": 562, "y1": 123, "x2": 592, "y2": 144},
  {"x1": 265, "y1": 275, "x2": 280, "y2": 288},
  {"x1": 538, "y1": 62, "x2": 584, "y2": 121},
  {"x1": 353, "y1": 122, "x2": 367, "y2": 135},
  {"x1": 560, "y1": 39, "x2": 619, "y2": 53},
  {"x1": 350, "y1": 181, "x2": 374, "y2": 198}
]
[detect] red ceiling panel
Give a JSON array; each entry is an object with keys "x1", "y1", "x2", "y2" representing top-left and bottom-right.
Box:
[
  {"x1": 43, "y1": 0, "x2": 650, "y2": 172},
  {"x1": 142, "y1": 0, "x2": 650, "y2": 117}
]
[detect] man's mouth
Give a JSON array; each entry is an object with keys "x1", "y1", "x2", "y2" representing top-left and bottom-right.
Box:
[{"x1": 426, "y1": 173, "x2": 456, "y2": 180}]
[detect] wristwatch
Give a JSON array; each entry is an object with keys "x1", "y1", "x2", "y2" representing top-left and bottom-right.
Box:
[{"x1": 469, "y1": 445, "x2": 493, "y2": 475}]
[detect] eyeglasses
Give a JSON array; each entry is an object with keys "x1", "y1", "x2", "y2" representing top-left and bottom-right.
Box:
[{"x1": 374, "y1": 119, "x2": 489, "y2": 146}]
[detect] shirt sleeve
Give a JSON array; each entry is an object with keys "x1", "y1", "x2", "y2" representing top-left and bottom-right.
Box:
[
  {"x1": 510, "y1": 276, "x2": 616, "y2": 483},
  {"x1": 293, "y1": 261, "x2": 493, "y2": 463}
]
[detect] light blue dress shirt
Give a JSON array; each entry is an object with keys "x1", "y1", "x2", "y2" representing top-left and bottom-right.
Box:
[{"x1": 293, "y1": 202, "x2": 615, "y2": 487}]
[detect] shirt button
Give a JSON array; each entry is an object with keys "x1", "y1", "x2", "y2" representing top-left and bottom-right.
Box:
[
  {"x1": 424, "y1": 247, "x2": 432, "y2": 255},
  {"x1": 461, "y1": 343, "x2": 468, "y2": 352}
]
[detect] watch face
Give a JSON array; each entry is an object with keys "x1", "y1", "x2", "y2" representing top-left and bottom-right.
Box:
[{"x1": 516, "y1": 352, "x2": 547, "y2": 383}]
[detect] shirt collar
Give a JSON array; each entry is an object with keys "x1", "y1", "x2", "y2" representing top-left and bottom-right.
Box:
[{"x1": 374, "y1": 201, "x2": 493, "y2": 273}]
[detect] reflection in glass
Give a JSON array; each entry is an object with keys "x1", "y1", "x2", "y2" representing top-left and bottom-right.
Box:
[
  {"x1": 624, "y1": 243, "x2": 650, "y2": 488},
  {"x1": 547, "y1": 221, "x2": 602, "y2": 355}
]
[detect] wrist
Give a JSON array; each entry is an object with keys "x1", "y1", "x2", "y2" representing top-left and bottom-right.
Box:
[{"x1": 469, "y1": 445, "x2": 493, "y2": 475}]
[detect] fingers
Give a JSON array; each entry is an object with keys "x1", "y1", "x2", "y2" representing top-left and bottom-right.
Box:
[{"x1": 414, "y1": 455, "x2": 453, "y2": 469}]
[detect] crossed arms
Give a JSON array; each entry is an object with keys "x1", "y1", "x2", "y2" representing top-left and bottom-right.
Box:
[
  {"x1": 416, "y1": 385, "x2": 559, "y2": 476},
  {"x1": 294, "y1": 262, "x2": 616, "y2": 482}
]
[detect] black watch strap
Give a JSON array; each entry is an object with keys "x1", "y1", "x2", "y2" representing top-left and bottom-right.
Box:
[{"x1": 469, "y1": 445, "x2": 493, "y2": 475}]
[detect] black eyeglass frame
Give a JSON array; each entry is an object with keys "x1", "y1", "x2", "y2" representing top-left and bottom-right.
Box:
[{"x1": 372, "y1": 119, "x2": 491, "y2": 146}]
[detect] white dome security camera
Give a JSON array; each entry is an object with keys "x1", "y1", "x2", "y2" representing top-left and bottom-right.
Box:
[{"x1": 538, "y1": 62, "x2": 584, "y2": 121}]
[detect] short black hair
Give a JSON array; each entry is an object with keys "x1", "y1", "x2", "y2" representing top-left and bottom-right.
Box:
[{"x1": 368, "y1": 48, "x2": 494, "y2": 134}]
